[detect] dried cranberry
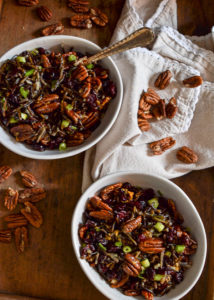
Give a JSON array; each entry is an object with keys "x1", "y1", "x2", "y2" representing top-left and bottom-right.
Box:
[
  {"x1": 180, "y1": 234, "x2": 191, "y2": 246},
  {"x1": 145, "y1": 267, "x2": 155, "y2": 281},
  {"x1": 31, "y1": 144, "x2": 45, "y2": 151},
  {"x1": 140, "y1": 188, "x2": 155, "y2": 201},
  {"x1": 37, "y1": 47, "x2": 46, "y2": 55},
  {"x1": 135, "y1": 200, "x2": 146, "y2": 210},
  {"x1": 138, "y1": 233, "x2": 146, "y2": 243},
  {"x1": 122, "y1": 182, "x2": 132, "y2": 190},
  {"x1": 85, "y1": 219, "x2": 97, "y2": 227},
  {"x1": 87, "y1": 93, "x2": 98, "y2": 111},
  {"x1": 173, "y1": 272, "x2": 184, "y2": 283},
  {"x1": 107, "y1": 242, "x2": 120, "y2": 253},
  {"x1": 8, "y1": 94, "x2": 19, "y2": 107},
  {"x1": 108, "y1": 81, "x2": 117, "y2": 97}
]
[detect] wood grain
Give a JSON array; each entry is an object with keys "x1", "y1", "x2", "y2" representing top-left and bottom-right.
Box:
[{"x1": 0, "y1": 1, "x2": 213, "y2": 300}]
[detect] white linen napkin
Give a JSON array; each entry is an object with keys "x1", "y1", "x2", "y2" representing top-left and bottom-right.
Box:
[{"x1": 82, "y1": 0, "x2": 214, "y2": 191}]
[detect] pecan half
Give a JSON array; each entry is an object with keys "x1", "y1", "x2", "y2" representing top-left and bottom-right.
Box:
[
  {"x1": 139, "y1": 238, "x2": 165, "y2": 253},
  {"x1": 4, "y1": 187, "x2": 19, "y2": 211},
  {"x1": 90, "y1": 195, "x2": 112, "y2": 212},
  {"x1": 18, "y1": 0, "x2": 39, "y2": 6},
  {"x1": 183, "y1": 76, "x2": 203, "y2": 88},
  {"x1": 72, "y1": 65, "x2": 88, "y2": 81},
  {"x1": 15, "y1": 226, "x2": 28, "y2": 253},
  {"x1": 176, "y1": 146, "x2": 198, "y2": 163},
  {"x1": 87, "y1": 77, "x2": 102, "y2": 91},
  {"x1": 4, "y1": 213, "x2": 28, "y2": 229},
  {"x1": 122, "y1": 216, "x2": 142, "y2": 233},
  {"x1": 79, "y1": 225, "x2": 88, "y2": 239},
  {"x1": 0, "y1": 230, "x2": 12, "y2": 243},
  {"x1": 166, "y1": 97, "x2": 178, "y2": 119},
  {"x1": 100, "y1": 183, "x2": 123, "y2": 200},
  {"x1": 143, "y1": 88, "x2": 160, "y2": 105},
  {"x1": 41, "y1": 54, "x2": 51, "y2": 68},
  {"x1": 21, "y1": 201, "x2": 43, "y2": 228},
  {"x1": 138, "y1": 117, "x2": 150, "y2": 132},
  {"x1": 67, "y1": 132, "x2": 85, "y2": 146},
  {"x1": 123, "y1": 253, "x2": 141, "y2": 277},
  {"x1": 18, "y1": 188, "x2": 46, "y2": 203},
  {"x1": 70, "y1": 14, "x2": 92, "y2": 29},
  {"x1": 149, "y1": 137, "x2": 176, "y2": 155},
  {"x1": 90, "y1": 8, "x2": 108, "y2": 27},
  {"x1": 167, "y1": 199, "x2": 184, "y2": 224},
  {"x1": 89, "y1": 210, "x2": 113, "y2": 221},
  {"x1": 79, "y1": 82, "x2": 91, "y2": 98},
  {"x1": 82, "y1": 111, "x2": 100, "y2": 129},
  {"x1": 34, "y1": 94, "x2": 60, "y2": 114},
  {"x1": 10, "y1": 124, "x2": 35, "y2": 142},
  {"x1": 124, "y1": 290, "x2": 140, "y2": 296},
  {"x1": 42, "y1": 22, "x2": 64, "y2": 36},
  {"x1": 142, "y1": 290, "x2": 154, "y2": 300},
  {"x1": 152, "y1": 99, "x2": 166, "y2": 120},
  {"x1": 99, "y1": 96, "x2": 111, "y2": 110},
  {"x1": 139, "y1": 95, "x2": 151, "y2": 111},
  {"x1": 68, "y1": 0, "x2": 89, "y2": 13},
  {"x1": 37, "y1": 6, "x2": 52, "y2": 21},
  {"x1": 138, "y1": 109, "x2": 153, "y2": 120},
  {"x1": 20, "y1": 170, "x2": 38, "y2": 188},
  {"x1": 155, "y1": 70, "x2": 172, "y2": 89},
  {"x1": 0, "y1": 166, "x2": 12, "y2": 183},
  {"x1": 111, "y1": 274, "x2": 129, "y2": 288}
]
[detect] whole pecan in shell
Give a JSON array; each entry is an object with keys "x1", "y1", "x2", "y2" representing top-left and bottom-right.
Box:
[
  {"x1": 141, "y1": 290, "x2": 154, "y2": 300},
  {"x1": 155, "y1": 70, "x2": 172, "y2": 90},
  {"x1": 68, "y1": 0, "x2": 90, "y2": 13},
  {"x1": 10, "y1": 124, "x2": 35, "y2": 142},
  {"x1": 166, "y1": 97, "x2": 178, "y2": 119},
  {"x1": 90, "y1": 8, "x2": 109, "y2": 27},
  {"x1": 100, "y1": 182, "x2": 123, "y2": 200},
  {"x1": 143, "y1": 88, "x2": 160, "y2": 105},
  {"x1": 122, "y1": 216, "x2": 142, "y2": 233},
  {"x1": 18, "y1": 0, "x2": 39, "y2": 6},
  {"x1": 15, "y1": 226, "x2": 28, "y2": 253},
  {"x1": 37, "y1": 6, "x2": 52, "y2": 21},
  {"x1": 0, "y1": 230, "x2": 12, "y2": 243},
  {"x1": 139, "y1": 238, "x2": 165, "y2": 254},
  {"x1": 72, "y1": 65, "x2": 88, "y2": 81},
  {"x1": 89, "y1": 209, "x2": 113, "y2": 221},
  {"x1": 110, "y1": 274, "x2": 129, "y2": 288},
  {"x1": 18, "y1": 188, "x2": 46, "y2": 203},
  {"x1": 90, "y1": 195, "x2": 112, "y2": 212},
  {"x1": 183, "y1": 75, "x2": 203, "y2": 88},
  {"x1": 70, "y1": 14, "x2": 92, "y2": 29},
  {"x1": 4, "y1": 187, "x2": 19, "y2": 211},
  {"x1": 176, "y1": 146, "x2": 198, "y2": 164},
  {"x1": 67, "y1": 132, "x2": 85, "y2": 146},
  {"x1": 34, "y1": 94, "x2": 60, "y2": 114},
  {"x1": 21, "y1": 201, "x2": 43, "y2": 228},
  {"x1": 138, "y1": 117, "x2": 150, "y2": 132},
  {"x1": 0, "y1": 166, "x2": 12, "y2": 183},
  {"x1": 4, "y1": 213, "x2": 28, "y2": 229},
  {"x1": 42, "y1": 22, "x2": 64, "y2": 36},
  {"x1": 149, "y1": 137, "x2": 176, "y2": 155},
  {"x1": 20, "y1": 170, "x2": 38, "y2": 188},
  {"x1": 152, "y1": 99, "x2": 166, "y2": 120}
]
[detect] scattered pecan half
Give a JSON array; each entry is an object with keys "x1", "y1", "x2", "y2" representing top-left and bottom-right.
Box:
[
  {"x1": 67, "y1": 132, "x2": 85, "y2": 146},
  {"x1": 138, "y1": 117, "x2": 150, "y2": 132},
  {"x1": 21, "y1": 201, "x2": 43, "y2": 228},
  {"x1": 100, "y1": 183, "x2": 123, "y2": 200},
  {"x1": 142, "y1": 290, "x2": 154, "y2": 300},
  {"x1": 0, "y1": 166, "x2": 12, "y2": 183},
  {"x1": 139, "y1": 238, "x2": 165, "y2": 253},
  {"x1": 143, "y1": 88, "x2": 160, "y2": 105},
  {"x1": 20, "y1": 170, "x2": 38, "y2": 188},
  {"x1": 70, "y1": 14, "x2": 92, "y2": 29},
  {"x1": 72, "y1": 65, "x2": 88, "y2": 81},
  {"x1": 10, "y1": 124, "x2": 35, "y2": 142},
  {"x1": 154, "y1": 70, "x2": 172, "y2": 90},
  {"x1": 34, "y1": 94, "x2": 60, "y2": 114},
  {"x1": 123, "y1": 253, "x2": 141, "y2": 277},
  {"x1": 183, "y1": 75, "x2": 203, "y2": 88},
  {"x1": 4, "y1": 213, "x2": 28, "y2": 229},
  {"x1": 89, "y1": 210, "x2": 113, "y2": 221},
  {"x1": 37, "y1": 6, "x2": 52, "y2": 21},
  {"x1": 152, "y1": 99, "x2": 166, "y2": 120},
  {"x1": 90, "y1": 195, "x2": 112, "y2": 212},
  {"x1": 176, "y1": 146, "x2": 198, "y2": 164},
  {"x1": 18, "y1": 188, "x2": 46, "y2": 203},
  {"x1": 68, "y1": 0, "x2": 90, "y2": 13},
  {"x1": 122, "y1": 216, "x2": 142, "y2": 233},
  {"x1": 42, "y1": 22, "x2": 64, "y2": 36},
  {"x1": 90, "y1": 8, "x2": 108, "y2": 27},
  {"x1": 139, "y1": 95, "x2": 151, "y2": 111},
  {"x1": 15, "y1": 226, "x2": 28, "y2": 253},
  {"x1": 4, "y1": 187, "x2": 19, "y2": 211},
  {"x1": 18, "y1": 0, "x2": 39, "y2": 6},
  {"x1": 0, "y1": 230, "x2": 12, "y2": 243},
  {"x1": 138, "y1": 109, "x2": 153, "y2": 119},
  {"x1": 111, "y1": 274, "x2": 129, "y2": 288},
  {"x1": 166, "y1": 97, "x2": 178, "y2": 119},
  {"x1": 149, "y1": 137, "x2": 176, "y2": 155}
]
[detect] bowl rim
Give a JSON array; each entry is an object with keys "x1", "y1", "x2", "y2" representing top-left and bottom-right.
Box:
[
  {"x1": 0, "y1": 35, "x2": 123, "y2": 160},
  {"x1": 71, "y1": 171, "x2": 207, "y2": 300}
]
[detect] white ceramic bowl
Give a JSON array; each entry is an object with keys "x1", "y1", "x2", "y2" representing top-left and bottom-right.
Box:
[
  {"x1": 72, "y1": 172, "x2": 207, "y2": 300},
  {"x1": 0, "y1": 36, "x2": 123, "y2": 159}
]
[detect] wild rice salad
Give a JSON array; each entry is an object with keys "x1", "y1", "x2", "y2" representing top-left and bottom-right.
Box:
[{"x1": 79, "y1": 182, "x2": 197, "y2": 299}]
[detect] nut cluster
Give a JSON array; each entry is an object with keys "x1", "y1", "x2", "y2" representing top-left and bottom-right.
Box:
[{"x1": 0, "y1": 166, "x2": 45, "y2": 253}]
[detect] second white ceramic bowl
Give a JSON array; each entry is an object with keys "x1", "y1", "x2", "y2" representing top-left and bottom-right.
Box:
[
  {"x1": 72, "y1": 172, "x2": 207, "y2": 300},
  {"x1": 0, "y1": 35, "x2": 123, "y2": 159}
]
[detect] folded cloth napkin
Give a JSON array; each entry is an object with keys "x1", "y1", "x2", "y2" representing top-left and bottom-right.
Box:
[{"x1": 82, "y1": 0, "x2": 214, "y2": 191}]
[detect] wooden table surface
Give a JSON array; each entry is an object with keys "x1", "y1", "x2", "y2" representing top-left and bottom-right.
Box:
[{"x1": 0, "y1": 1, "x2": 213, "y2": 300}]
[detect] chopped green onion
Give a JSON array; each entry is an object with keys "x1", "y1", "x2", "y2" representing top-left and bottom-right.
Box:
[
  {"x1": 165, "y1": 251, "x2": 172, "y2": 257},
  {"x1": 115, "y1": 241, "x2": 122, "y2": 247},
  {"x1": 95, "y1": 227, "x2": 101, "y2": 232},
  {"x1": 21, "y1": 113, "x2": 28, "y2": 120},
  {"x1": 51, "y1": 80, "x2": 57, "y2": 90},
  {"x1": 157, "y1": 190, "x2": 163, "y2": 197},
  {"x1": 81, "y1": 243, "x2": 86, "y2": 248},
  {"x1": 59, "y1": 142, "x2": 67, "y2": 151},
  {"x1": 38, "y1": 66, "x2": 42, "y2": 71},
  {"x1": 154, "y1": 274, "x2": 164, "y2": 281},
  {"x1": 148, "y1": 197, "x2": 159, "y2": 209},
  {"x1": 16, "y1": 56, "x2": 26, "y2": 63},
  {"x1": 175, "y1": 245, "x2": 185, "y2": 254},
  {"x1": 61, "y1": 119, "x2": 70, "y2": 129},
  {"x1": 123, "y1": 246, "x2": 132, "y2": 253},
  {"x1": 68, "y1": 54, "x2": 77, "y2": 62},
  {"x1": 71, "y1": 125, "x2": 77, "y2": 130},
  {"x1": 20, "y1": 87, "x2": 29, "y2": 99},
  {"x1": 86, "y1": 63, "x2": 94, "y2": 69},
  {"x1": 141, "y1": 259, "x2": 150, "y2": 268},
  {"x1": 25, "y1": 69, "x2": 35, "y2": 77},
  {"x1": 9, "y1": 117, "x2": 18, "y2": 124},
  {"x1": 31, "y1": 49, "x2": 39, "y2": 56},
  {"x1": 98, "y1": 243, "x2": 106, "y2": 251},
  {"x1": 66, "y1": 104, "x2": 73, "y2": 110},
  {"x1": 154, "y1": 222, "x2": 165, "y2": 232},
  {"x1": 0, "y1": 97, "x2": 5, "y2": 103}
]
